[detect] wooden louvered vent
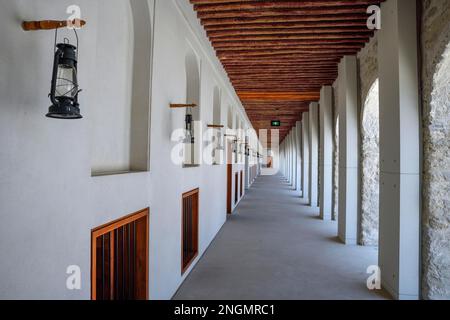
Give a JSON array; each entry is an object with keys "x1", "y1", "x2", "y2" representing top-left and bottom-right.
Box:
[
  {"x1": 91, "y1": 209, "x2": 149, "y2": 300},
  {"x1": 182, "y1": 189, "x2": 199, "y2": 274},
  {"x1": 240, "y1": 170, "x2": 244, "y2": 197},
  {"x1": 235, "y1": 172, "x2": 239, "y2": 204}
]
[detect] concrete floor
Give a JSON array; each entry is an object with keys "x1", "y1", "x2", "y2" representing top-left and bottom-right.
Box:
[{"x1": 174, "y1": 174, "x2": 389, "y2": 300}]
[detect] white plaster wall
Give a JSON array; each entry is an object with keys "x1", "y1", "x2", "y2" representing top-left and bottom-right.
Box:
[{"x1": 0, "y1": 0, "x2": 253, "y2": 299}]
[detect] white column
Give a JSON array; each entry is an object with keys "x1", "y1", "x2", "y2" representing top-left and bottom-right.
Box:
[
  {"x1": 288, "y1": 134, "x2": 291, "y2": 180},
  {"x1": 287, "y1": 135, "x2": 292, "y2": 183},
  {"x1": 284, "y1": 138, "x2": 288, "y2": 178},
  {"x1": 301, "y1": 114, "x2": 310, "y2": 201},
  {"x1": 289, "y1": 131, "x2": 294, "y2": 185},
  {"x1": 287, "y1": 134, "x2": 291, "y2": 181},
  {"x1": 308, "y1": 102, "x2": 319, "y2": 207},
  {"x1": 292, "y1": 130, "x2": 297, "y2": 189},
  {"x1": 378, "y1": 0, "x2": 420, "y2": 300},
  {"x1": 337, "y1": 55, "x2": 358, "y2": 245},
  {"x1": 319, "y1": 86, "x2": 333, "y2": 220},
  {"x1": 245, "y1": 135, "x2": 249, "y2": 190},
  {"x1": 287, "y1": 134, "x2": 291, "y2": 182},
  {"x1": 295, "y1": 121, "x2": 303, "y2": 195}
]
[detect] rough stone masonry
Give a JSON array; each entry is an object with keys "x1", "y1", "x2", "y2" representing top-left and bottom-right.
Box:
[
  {"x1": 421, "y1": 0, "x2": 450, "y2": 300},
  {"x1": 357, "y1": 35, "x2": 379, "y2": 246}
]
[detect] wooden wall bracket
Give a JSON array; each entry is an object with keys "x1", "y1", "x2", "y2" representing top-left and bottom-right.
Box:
[
  {"x1": 22, "y1": 19, "x2": 86, "y2": 31},
  {"x1": 170, "y1": 103, "x2": 197, "y2": 109}
]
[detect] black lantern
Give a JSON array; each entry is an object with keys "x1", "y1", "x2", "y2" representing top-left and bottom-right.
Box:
[
  {"x1": 217, "y1": 130, "x2": 225, "y2": 151},
  {"x1": 245, "y1": 145, "x2": 250, "y2": 157},
  {"x1": 47, "y1": 34, "x2": 82, "y2": 119},
  {"x1": 233, "y1": 138, "x2": 239, "y2": 153},
  {"x1": 185, "y1": 107, "x2": 195, "y2": 144}
]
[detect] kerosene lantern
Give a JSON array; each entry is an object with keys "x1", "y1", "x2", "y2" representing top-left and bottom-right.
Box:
[{"x1": 47, "y1": 36, "x2": 82, "y2": 119}]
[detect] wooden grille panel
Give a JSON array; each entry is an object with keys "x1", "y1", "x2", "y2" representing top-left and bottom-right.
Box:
[
  {"x1": 182, "y1": 189, "x2": 199, "y2": 274},
  {"x1": 91, "y1": 209, "x2": 149, "y2": 300},
  {"x1": 235, "y1": 172, "x2": 239, "y2": 204},
  {"x1": 240, "y1": 170, "x2": 244, "y2": 197}
]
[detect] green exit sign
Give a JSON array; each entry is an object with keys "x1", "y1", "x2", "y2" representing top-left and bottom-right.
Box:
[{"x1": 271, "y1": 120, "x2": 281, "y2": 127}]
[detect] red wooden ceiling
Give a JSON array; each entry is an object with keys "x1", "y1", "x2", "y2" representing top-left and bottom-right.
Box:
[{"x1": 191, "y1": 0, "x2": 382, "y2": 145}]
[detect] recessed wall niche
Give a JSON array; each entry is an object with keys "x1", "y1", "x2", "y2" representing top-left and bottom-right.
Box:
[
  {"x1": 91, "y1": 0, "x2": 152, "y2": 176},
  {"x1": 183, "y1": 47, "x2": 202, "y2": 167}
]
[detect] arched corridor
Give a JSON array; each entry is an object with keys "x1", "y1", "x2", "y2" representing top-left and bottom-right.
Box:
[{"x1": 175, "y1": 174, "x2": 387, "y2": 300}]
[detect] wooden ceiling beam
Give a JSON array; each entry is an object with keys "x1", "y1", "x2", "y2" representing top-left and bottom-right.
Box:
[
  {"x1": 205, "y1": 20, "x2": 370, "y2": 31},
  {"x1": 228, "y1": 72, "x2": 338, "y2": 77},
  {"x1": 212, "y1": 38, "x2": 368, "y2": 47},
  {"x1": 238, "y1": 92, "x2": 320, "y2": 100},
  {"x1": 210, "y1": 34, "x2": 370, "y2": 41},
  {"x1": 220, "y1": 52, "x2": 356, "y2": 59},
  {"x1": 191, "y1": 0, "x2": 381, "y2": 144},
  {"x1": 197, "y1": 6, "x2": 370, "y2": 19},
  {"x1": 220, "y1": 53, "x2": 352, "y2": 60},
  {"x1": 207, "y1": 27, "x2": 373, "y2": 37},
  {"x1": 192, "y1": 1, "x2": 383, "y2": 12},
  {"x1": 201, "y1": 15, "x2": 369, "y2": 26},
  {"x1": 231, "y1": 75, "x2": 337, "y2": 79},
  {"x1": 215, "y1": 45, "x2": 364, "y2": 52},
  {"x1": 222, "y1": 61, "x2": 340, "y2": 66},
  {"x1": 226, "y1": 71, "x2": 338, "y2": 76}
]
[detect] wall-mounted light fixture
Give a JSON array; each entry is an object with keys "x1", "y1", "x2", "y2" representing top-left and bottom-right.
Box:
[
  {"x1": 185, "y1": 108, "x2": 194, "y2": 144},
  {"x1": 22, "y1": 19, "x2": 86, "y2": 119},
  {"x1": 47, "y1": 41, "x2": 81, "y2": 119},
  {"x1": 207, "y1": 124, "x2": 225, "y2": 150},
  {"x1": 224, "y1": 134, "x2": 238, "y2": 153},
  {"x1": 170, "y1": 104, "x2": 198, "y2": 144}
]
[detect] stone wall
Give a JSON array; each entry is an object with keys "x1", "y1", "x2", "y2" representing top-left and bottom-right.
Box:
[
  {"x1": 357, "y1": 35, "x2": 379, "y2": 246},
  {"x1": 360, "y1": 80, "x2": 379, "y2": 246},
  {"x1": 421, "y1": 0, "x2": 450, "y2": 300},
  {"x1": 332, "y1": 80, "x2": 339, "y2": 221}
]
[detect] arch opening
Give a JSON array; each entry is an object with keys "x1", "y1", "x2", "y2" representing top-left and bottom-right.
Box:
[
  {"x1": 333, "y1": 116, "x2": 339, "y2": 221},
  {"x1": 423, "y1": 42, "x2": 450, "y2": 299},
  {"x1": 360, "y1": 79, "x2": 380, "y2": 246}
]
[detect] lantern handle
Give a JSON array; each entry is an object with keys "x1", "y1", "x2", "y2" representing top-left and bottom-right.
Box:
[
  {"x1": 53, "y1": 28, "x2": 79, "y2": 59},
  {"x1": 73, "y1": 29, "x2": 79, "y2": 59}
]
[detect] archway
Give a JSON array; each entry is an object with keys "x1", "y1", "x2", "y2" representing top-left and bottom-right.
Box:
[
  {"x1": 360, "y1": 79, "x2": 379, "y2": 246},
  {"x1": 423, "y1": 42, "x2": 450, "y2": 299},
  {"x1": 332, "y1": 116, "x2": 339, "y2": 221}
]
